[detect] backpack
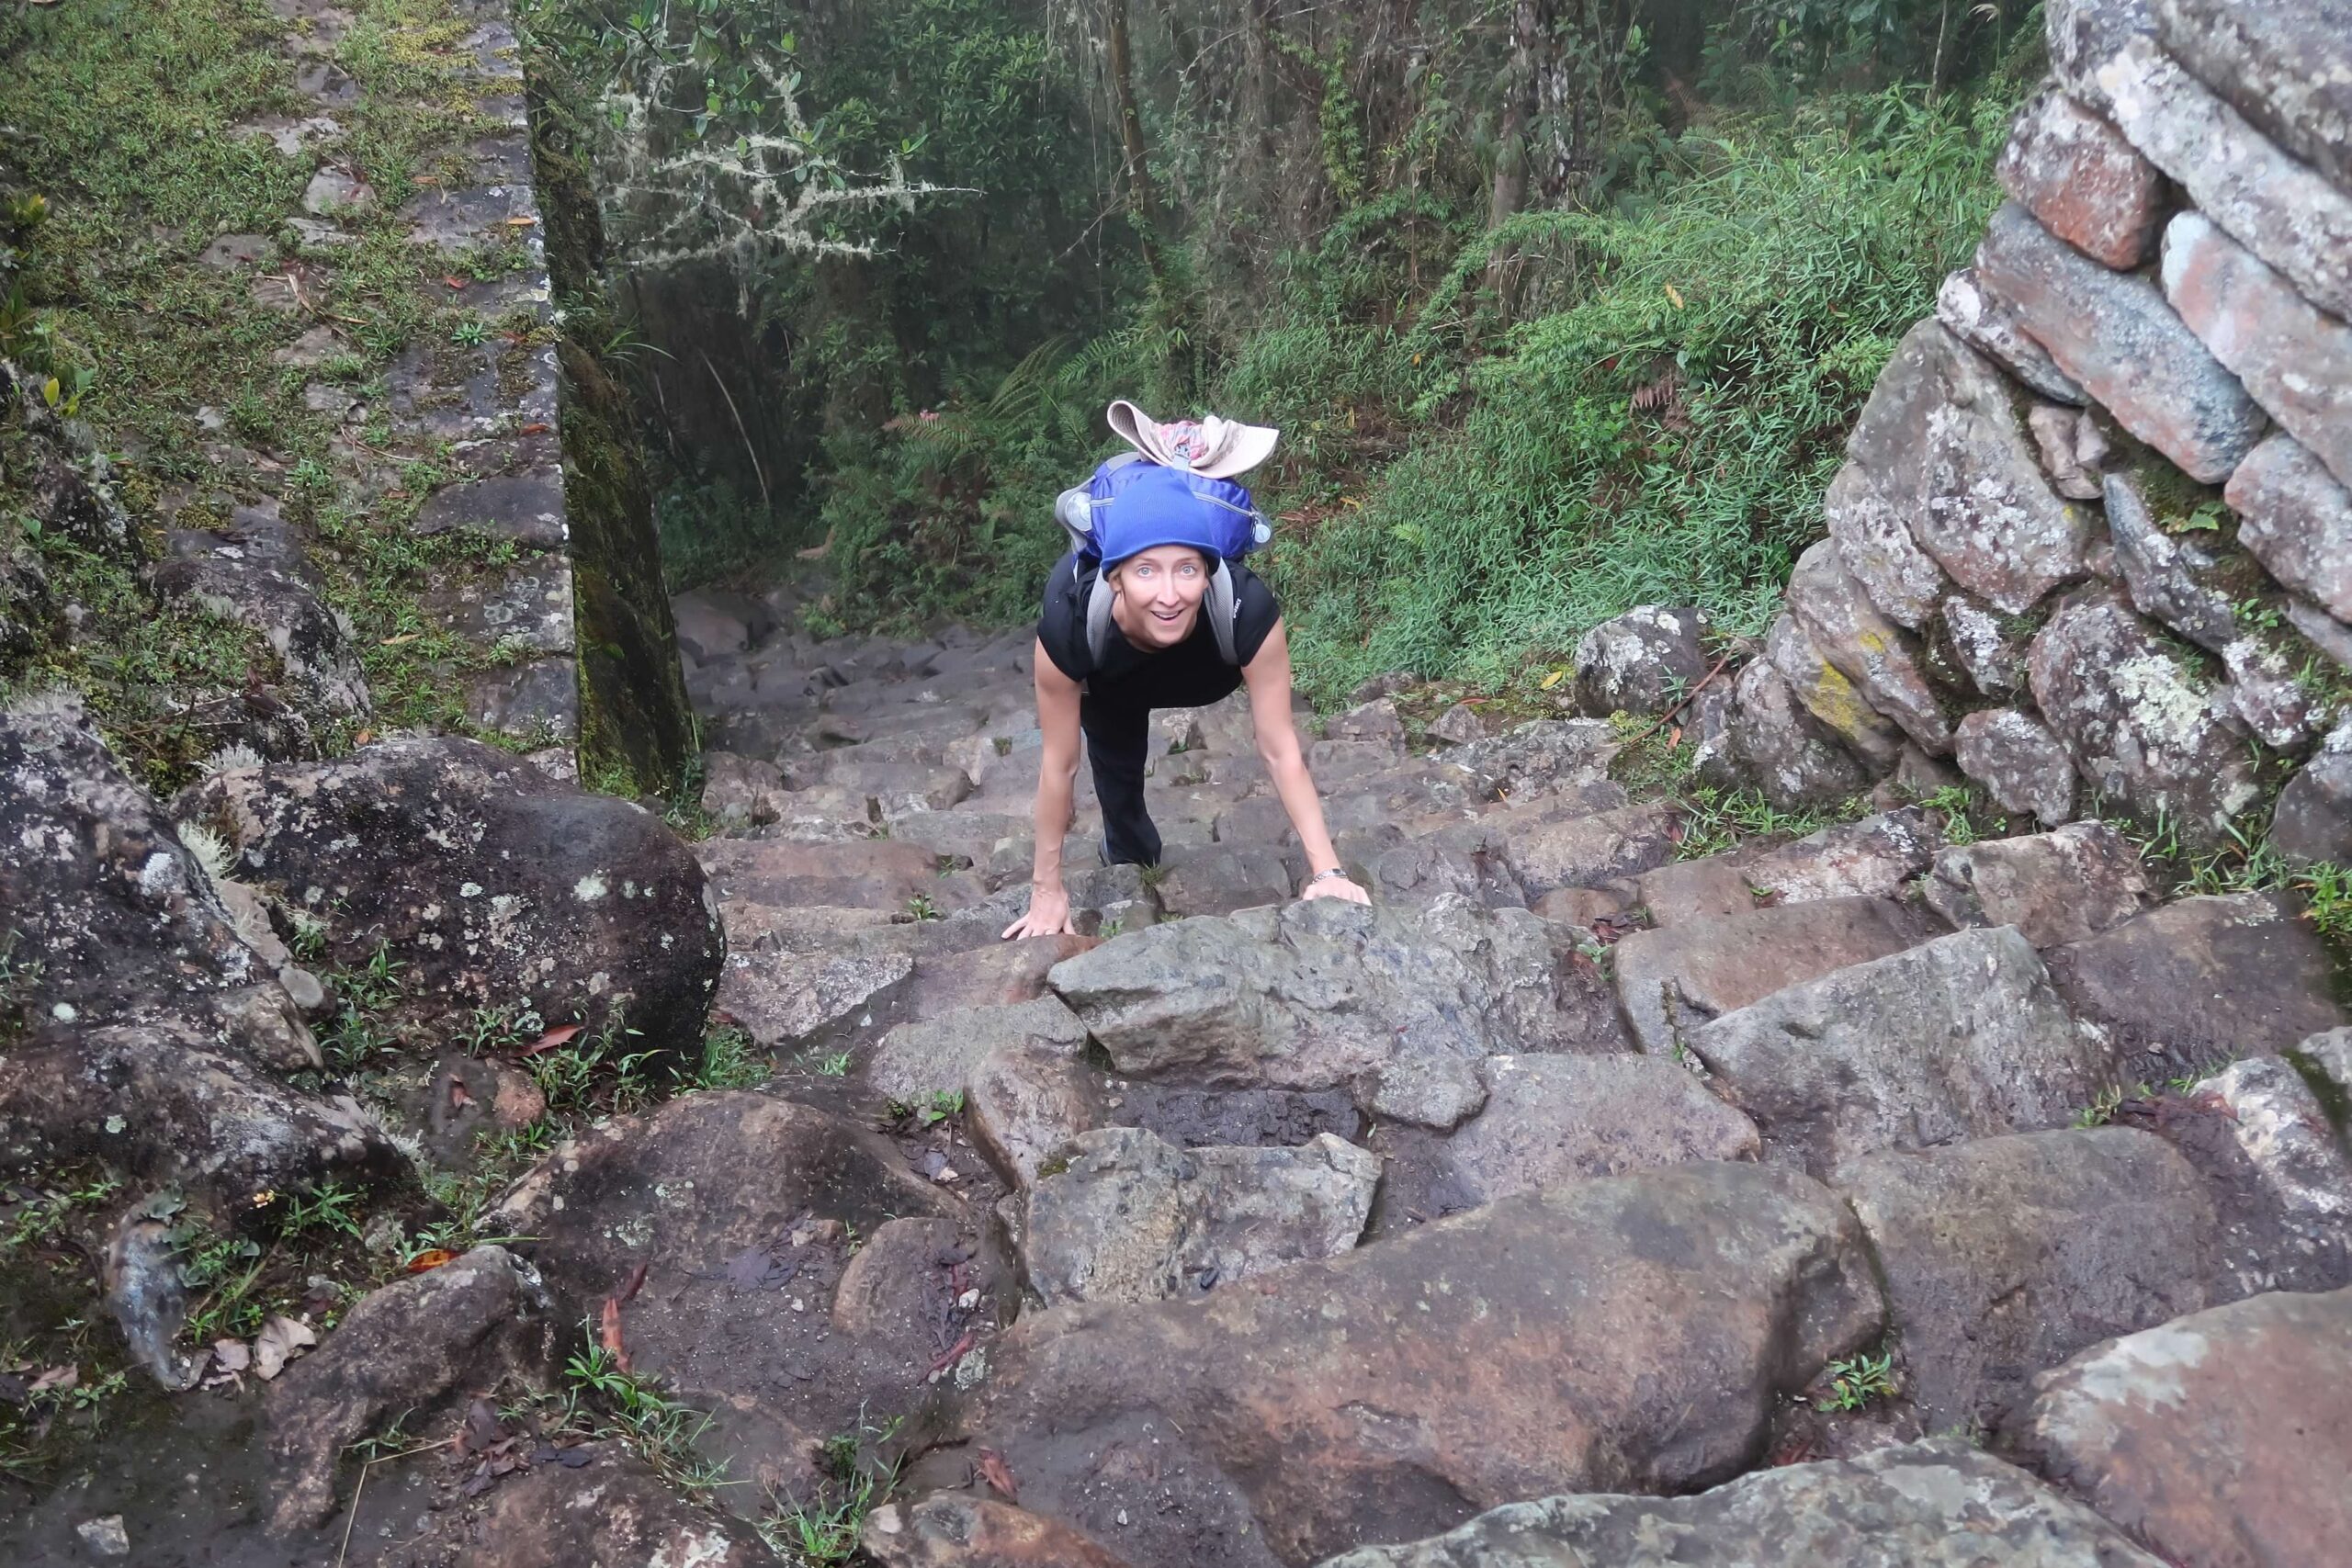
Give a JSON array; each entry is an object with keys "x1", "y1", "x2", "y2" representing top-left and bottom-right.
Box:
[{"x1": 1052, "y1": 452, "x2": 1274, "y2": 666}]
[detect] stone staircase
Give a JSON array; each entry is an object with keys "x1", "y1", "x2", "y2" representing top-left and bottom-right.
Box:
[{"x1": 654, "y1": 580, "x2": 2352, "y2": 1568}]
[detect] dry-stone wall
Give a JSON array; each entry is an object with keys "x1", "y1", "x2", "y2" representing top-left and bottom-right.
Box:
[{"x1": 1702, "y1": 0, "x2": 2352, "y2": 857}]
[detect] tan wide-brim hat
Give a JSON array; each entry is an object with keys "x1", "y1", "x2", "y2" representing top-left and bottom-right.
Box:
[{"x1": 1106, "y1": 400, "x2": 1280, "y2": 479}]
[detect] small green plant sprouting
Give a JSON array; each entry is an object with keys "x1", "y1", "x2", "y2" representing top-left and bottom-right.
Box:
[
  {"x1": 0, "y1": 931, "x2": 42, "y2": 1040},
  {"x1": 905, "y1": 892, "x2": 941, "y2": 921},
  {"x1": 1136, "y1": 862, "x2": 1171, "y2": 890},
  {"x1": 2, "y1": 1173, "x2": 123, "y2": 1255},
  {"x1": 450, "y1": 317, "x2": 491, "y2": 347},
  {"x1": 690, "y1": 1024, "x2": 768, "y2": 1091},
  {"x1": 322, "y1": 942, "x2": 406, "y2": 1074},
  {"x1": 1815, "y1": 1351, "x2": 1898, "y2": 1413},
  {"x1": 277, "y1": 1180, "x2": 365, "y2": 1242},
  {"x1": 758, "y1": 1408, "x2": 904, "y2": 1563},
  {"x1": 920, "y1": 1089, "x2": 964, "y2": 1126},
  {"x1": 812, "y1": 1050, "x2": 853, "y2": 1078},
  {"x1": 1099, "y1": 919, "x2": 1124, "y2": 938},
  {"x1": 1674, "y1": 784, "x2": 1860, "y2": 862},
  {"x1": 528, "y1": 1010, "x2": 661, "y2": 1118},
  {"x1": 2070, "y1": 1082, "x2": 2142, "y2": 1129},
  {"x1": 560, "y1": 1333, "x2": 724, "y2": 1491}
]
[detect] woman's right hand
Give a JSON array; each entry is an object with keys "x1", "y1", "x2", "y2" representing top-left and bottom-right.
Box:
[{"x1": 1002, "y1": 882, "x2": 1077, "y2": 941}]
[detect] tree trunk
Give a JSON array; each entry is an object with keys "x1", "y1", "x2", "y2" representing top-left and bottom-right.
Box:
[{"x1": 1106, "y1": 0, "x2": 1168, "y2": 244}]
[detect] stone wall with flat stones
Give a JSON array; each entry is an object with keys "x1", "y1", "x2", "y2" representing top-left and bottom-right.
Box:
[{"x1": 1699, "y1": 0, "x2": 2352, "y2": 860}]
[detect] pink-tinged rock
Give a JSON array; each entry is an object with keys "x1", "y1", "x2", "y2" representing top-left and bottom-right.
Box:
[
  {"x1": 1976, "y1": 202, "x2": 2267, "y2": 484},
  {"x1": 2027, "y1": 588, "x2": 2258, "y2": 843},
  {"x1": 2045, "y1": 0, "x2": 2153, "y2": 115},
  {"x1": 2028, "y1": 405, "x2": 2110, "y2": 501},
  {"x1": 2227, "y1": 434, "x2": 2352, "y2": 622},
  {"x1": 2098, "y1": 35, "x2": 2352, "y2": 323},
  {"x1": 1783, "y1": 542, "x2": 1952, "y2": 754},
  {"x1": 2155, "y1": 0, "x2": 2352, "y2": 194},
  {"x1": 1936, "y1": 267, "x2": 2088, "y2": 406},
  {"x1": 1996, "y1": 87, "x2": 2167, "y2": 267},
  {"x1": 1954, "y1": 708, "x2": 2078, "y2": 823},
  {"x1": 2016, "y1": 1286, "x2": 2352, "y2": 1568},
  {"x1": 2218, "y1": 635, "x2": 2316, "y2": 750},
  {"x1": 2163, "y1": 211, "x2": 2352, "y2": 491}
]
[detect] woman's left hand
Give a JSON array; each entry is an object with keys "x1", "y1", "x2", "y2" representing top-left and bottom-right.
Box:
[{"x1": 1300, "y1": 872, "x2": 1371, "y2": 905}]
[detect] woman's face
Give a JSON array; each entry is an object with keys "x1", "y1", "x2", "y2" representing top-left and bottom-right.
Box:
[{"x1": 1112, "y1": 547, "x2": 1210, "y2": 648}]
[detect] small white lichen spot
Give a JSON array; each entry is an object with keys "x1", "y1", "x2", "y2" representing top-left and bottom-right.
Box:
[
  {"x1": 104, "y1": 1114, "x2": 124, "y2": 1134},
  {"x1": 574, "y1": 872, "x2": 609, "y2": 902},
  {"x1": 51, "y1": 1001, "x2": 77, "y2": 1022},
  {"x1": 647, "y1": 1529, "x2": 739, "y2": 1568},
  {"x1": 460, "y1": 882, "x2": 485, "y2": 898}
]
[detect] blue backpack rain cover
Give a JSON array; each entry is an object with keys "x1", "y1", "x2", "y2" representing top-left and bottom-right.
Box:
[{"x1": 1052, "y1": 453, "x2": 1273, "y2": 666}]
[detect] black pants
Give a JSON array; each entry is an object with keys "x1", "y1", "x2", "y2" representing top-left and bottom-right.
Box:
[{"x1": 1080, "y1": 696, "x2": 1161, "y2": 867}]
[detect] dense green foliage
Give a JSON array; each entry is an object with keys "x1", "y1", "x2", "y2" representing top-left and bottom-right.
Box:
[
  {"x1": 791, "y1": 85, "x2": 2012, "y2": 694},
  {"x1": 548, "y1": 0, "x2": 2035, "y2": 696}
]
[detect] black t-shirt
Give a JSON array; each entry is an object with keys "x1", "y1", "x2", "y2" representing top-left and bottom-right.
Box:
[{"x1": 1036, "y1": 553, "x2": 1281, "y2": 710}]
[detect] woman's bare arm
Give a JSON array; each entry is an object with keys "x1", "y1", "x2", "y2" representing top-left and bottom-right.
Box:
[
  {"x1": 1242, "y1": 621, "x2": 1369, "y2": 903},
  {"x1": 1003, "y1": 637, "x2": 1085, "y2": 939}
]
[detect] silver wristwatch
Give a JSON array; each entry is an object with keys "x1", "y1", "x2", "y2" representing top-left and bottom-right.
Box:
[{"x1": 1307, "y1": 867, "x2": 1351, "y2": 886}]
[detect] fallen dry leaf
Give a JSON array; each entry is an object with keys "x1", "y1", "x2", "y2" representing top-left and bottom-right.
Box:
[
  {"x1": 502, "y1": 215, "x2": 538, "y2": 228},
  {"x1": 211, "y1": 1339, "x2": 251, "y2": 1373},
  {"x1": 517, "y1": 422, "x2": 551, "y2": 435},
  {"x1": 405, "y1": 1248, "x2": 459, "y2": 1274},
  {"x1": 1539, "y1": 668, "x2": 1566, "y2": 691},
  {"x1": 28, "y1": 1365, "x2": 77, "y2": 1396},
  {"x1": 254, "y1": 1314, "x2": 318, "y2": 1381},
  {"x1": 443, "y1": 276, "x2": 469, "y2": 290},
  {"x1": 975, "y1": 1448, "x2": 1019, "y2": 1502},
  {"x1": 598, "y1": 1296, "x2": 629, "y2": 1373},
  {"x1": 521, "y1": 1023, "x2": 582, "y2": 1056},
  {"x1": 379, "y1": 631, "x2": 423, "y2": 647}
]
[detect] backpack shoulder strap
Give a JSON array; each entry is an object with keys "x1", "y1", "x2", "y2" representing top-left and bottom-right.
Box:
[
  {"x1": 1085, "y1": 570, "x2": 1118, "y2": 665},
  {"x1": 1206, "y1": 558, "x2": 1238, "y2": 665}
]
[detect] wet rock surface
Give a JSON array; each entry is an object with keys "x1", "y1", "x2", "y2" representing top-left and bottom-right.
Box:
[
  {"x1": 2017, "y1": 1286, "x2": 2352, "y2": 1568},
  {"x1": 177, "y1": 736, "x2": 725, "y2": 1061},
  {"x1": 952, "y1": 1161, "x2": 1881, "y2": 1568},
  {"x1": 1315, "y1": 1439, "x2": 2168, "y2": 1567}
]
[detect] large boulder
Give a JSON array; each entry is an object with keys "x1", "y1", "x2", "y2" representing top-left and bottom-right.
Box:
[
  {"x1": 1953, "y1": 707, "x2": 2079, "y2": 823},
  {"x1": 2043, "y1": 893, "x2": 2346, "y2": 1072},
  {"x1": 2097, "y1": 34, "x2": 2352, "y2": 324},
  {"x1": 1782, "y1": 541, "x2": 1950, "y2": 753},
  {"x1": 1934, "y1": 265, "x2": 2087, "y2": 406},
  {"x1": 1414, "y1": 1053, "x2": 1759, "y2": 1208},
  {"x1": 486, "y1": 1092, "x2": 970, "y2": 1503},
  {"x1": 1610, "y1": 897, "x2": 1937, "y2": 1059},
  {"x1": 1837, "y1": 1129, "x2": 2218, "y2": 1433},
  {"x1": 949, "y1": 1162, "x2": 1882, "y2": 1568},
  {"x1": 2271, "y1": 716, "x2": 2352, "y2": 863},
  {"x1": 2016, "y1": 1286, "x2": 2352, "y2": 1568},
  {"x1": 0, "y1": 694, "x2": 397, "y2": 1211},
  {"x1": 2165, "y1": 211, "x2": 2352, "y2": 491},
  {"x1": 1047, "y1": 901, "x2": 1612, "y2": 1125},
  {"x1": 1921, "y1": 820, "x2": 2154, "y2": 947},
  {"x1": 265, "y1": 1245, "x2": 556, "y2": 1530},
  {"x1": 177, "y1": 738, "x2": 724, "y2": 1062},
  {"x1": 2154, "y1": 0, "x2": 2352, "y2": 192},
  {"x1": 2228, "y1": 434, "x2": 2352, "y2": 624},
  {"x1": 1314, "y1": 1438, "x2": 2166, "y2": 1567},
  {"x1": 1705, "y1": 655, "x2": 1873, "y2": 811},
  {"x1": 1022, "y1": 1127, "x2": 1379, "y2": 1305},
  {"x1": 2026, "y1": 589, "x2": 2259, "y2": 845},
  {"x1": 1570, "y1": 605, "x2": 1715, "y2": 716},
  {"x1": 1686, "y1": 927, "x2": 2119, "y2": 1176},
  {"x1": 1974, "y1": 201, "x2": 2266, "y2": 484}
]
